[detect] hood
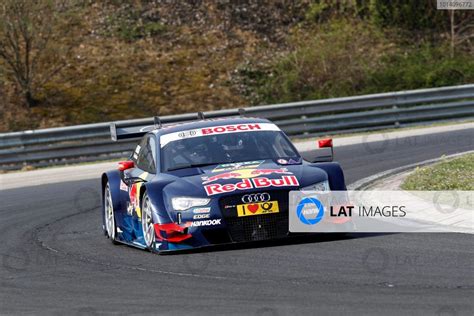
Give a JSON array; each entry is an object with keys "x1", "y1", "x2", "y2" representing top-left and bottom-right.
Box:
[{"x1": 162, "y1": 159, "x2": 328, "y2": 198}]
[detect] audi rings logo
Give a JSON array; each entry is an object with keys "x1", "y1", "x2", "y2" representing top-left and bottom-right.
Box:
[
  {"x1": 178, "y1": 130, "x2": 197, "y2": 138},
  {"x1": 241, "y1": 193, "x2": 270, "y2": 204}
]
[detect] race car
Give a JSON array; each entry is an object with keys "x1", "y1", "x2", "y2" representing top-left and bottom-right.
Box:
[{"x1": 101, "y1": 114, "x2": 347, "y2": 253}]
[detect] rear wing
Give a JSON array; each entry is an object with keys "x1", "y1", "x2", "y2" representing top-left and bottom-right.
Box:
[
  {"x1": 110, "y1": 117, "x2": 160, "y2": 141},
  {"x1": 110, "y1": 110, "x2": 247, "y2": 141}
]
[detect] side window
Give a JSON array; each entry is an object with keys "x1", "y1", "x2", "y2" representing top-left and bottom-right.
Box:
[
  {"x1": 273, "y1": 133, "x2": 296, "y2": 157},
  {"x1": 136, "y1": 135, "x2": 157, "y2": 174}
]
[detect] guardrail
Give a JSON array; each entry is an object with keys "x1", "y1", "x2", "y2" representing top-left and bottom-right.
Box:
[{"x1": 1, "y1": 84, "x2": 473, "y2": 170}]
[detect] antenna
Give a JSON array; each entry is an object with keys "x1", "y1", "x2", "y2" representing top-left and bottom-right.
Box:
[
  {"x1": 154, "y1": 116, "x2": 162, "y2": 129},
  {"x1": 197, "y1": 112, "x2": 205, "y2": 120},
  {"x1": 238, "y1": 108, "x2": 246, "y2": 117}
]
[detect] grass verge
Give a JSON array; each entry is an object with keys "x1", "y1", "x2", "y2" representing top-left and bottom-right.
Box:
[{"x1": 401, "y1": 153, "x2": 474, "y2": 190}]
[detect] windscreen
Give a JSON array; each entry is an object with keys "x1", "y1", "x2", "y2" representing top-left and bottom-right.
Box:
[{"x1": 161, "y1": 129, "x2": 300, "y2": 171}]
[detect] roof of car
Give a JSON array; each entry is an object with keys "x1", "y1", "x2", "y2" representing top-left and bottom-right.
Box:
[{"x1": 152, "y1": 117, "x2": 274, "y2": 136}]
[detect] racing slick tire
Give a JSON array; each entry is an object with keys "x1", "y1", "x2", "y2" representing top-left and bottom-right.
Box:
[
  {"x1": 141, "y1": 191, "x2": 156, "y2": 251},
  {"x1": 103, "y1": 182, "x2": 119, "y2": 244}
]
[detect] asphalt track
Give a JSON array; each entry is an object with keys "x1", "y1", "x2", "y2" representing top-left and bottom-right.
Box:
[{"x1": 0, "y1": 127, "x2": 473, "y2": 315}]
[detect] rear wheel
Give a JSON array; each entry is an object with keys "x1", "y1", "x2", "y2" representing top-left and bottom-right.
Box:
[
  {"x1": 141, "y1": 192, "x2": 155, "y2": 250},
  {"x1": 104, "y1": 183, "x2": 119, "y2": 244}
]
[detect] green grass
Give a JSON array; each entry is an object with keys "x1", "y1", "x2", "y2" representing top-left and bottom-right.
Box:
[{"x1": 402, "y1": 153, "x2": 474, "y2": 190}]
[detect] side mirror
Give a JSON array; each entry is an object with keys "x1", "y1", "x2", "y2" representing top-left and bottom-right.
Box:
[
  {"x1": 310, "y1": 138, "x2": 333, "y2": 163},
  {"x1": 118, "y1": 160, "x2": 134, "y2": 171},
  {"x1": 118, "y1": 160, "x2": 139, "y2": 185}
]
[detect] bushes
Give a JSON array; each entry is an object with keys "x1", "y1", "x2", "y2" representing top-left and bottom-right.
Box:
[
  {"x1": 367, "y1": 0, "x2": 447, "y2": 31},
  {"x1": 242, "y1": 20, "x2": 391, "y2": 103},
  {"x1": 239, "y1": 18, "x2": 473, "y2": 105},
  {"x1": 304, "y1": 0, "x2": 449, "y2": 31},
  {"x1": 366, "y1": 44, "x2": 473, "y2": 93}
]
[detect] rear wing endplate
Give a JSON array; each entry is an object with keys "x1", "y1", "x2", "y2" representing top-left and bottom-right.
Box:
[{"x1": 110, "y1": 120, "x2": 156, "y2": 141}]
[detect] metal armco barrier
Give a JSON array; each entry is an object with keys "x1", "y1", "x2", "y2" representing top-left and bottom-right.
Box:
[{"x1": 1, "y1": 84, "x2": 473, "y2": 170}]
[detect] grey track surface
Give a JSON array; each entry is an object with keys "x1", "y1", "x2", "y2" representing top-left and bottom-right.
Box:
[{"x1": 1, "y1": 128, "x2": 473, "y2": 315}]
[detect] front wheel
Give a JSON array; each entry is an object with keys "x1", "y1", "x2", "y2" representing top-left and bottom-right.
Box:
[
  {"x1": 141, "y1": 191, "x2": 155, "y2": 250},
  {"x1": 104, "y1": 183, "x2": 119, "y2": 244}
]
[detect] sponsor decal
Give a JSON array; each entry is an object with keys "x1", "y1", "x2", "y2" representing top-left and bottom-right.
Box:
[
  {"x1": 132, "y1": 145, "x2": 141, "y2": 159},
  {"x1": 241, "y1": 192, "x2": 271, "y2": 203},
  {"x1": 193, "y1": 213, "x2": 211, "y2": 220},
  {"x1": 204, "y1": 176, "x2": 299, "y2": 196},
  {"x1": 120, "y1": 180, "x2": 128, "y2": 191},
  {"x1": 193, "y1": 207, "x2": 211, "y2": 214},
  {"x1": 212, "y1": 160, "x2": 264, "y2": 173},
  {"x1": 288, "y1": 158, "x2": 300, "y2": 165},
  {"x1": 189, "y1": 219, "x2": 222, "y2": 227},
  {"x1": 237, "y1": 201, "x2": 279, "y2": 217},
  {"x1": 277, "y1": 158, "x2": 301, "y2": 165},
  {"x1": 202, "y1": 168, "x2": 292, "y2": 184},
  {"x1": 160, "y1": 123, "x2": 281, "y2": 147},
  {"x1": 178, "y1": 130, "x2": 197, "y2": 138},
  {"x1": 127, "y1": 182, "x2": 143, "y2": 217},
  {"x1": 201, "y1": 124, "x2": 261, "y2": 135}
]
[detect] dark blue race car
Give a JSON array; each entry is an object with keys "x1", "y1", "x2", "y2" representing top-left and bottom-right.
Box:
[{"x1": 101, "y1": 114, "x2": 346, "y2": 253}]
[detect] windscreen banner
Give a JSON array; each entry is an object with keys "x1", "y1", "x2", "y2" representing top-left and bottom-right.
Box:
[{"x1": 289, "y1": 191, "x2": 473, "y2": 234}]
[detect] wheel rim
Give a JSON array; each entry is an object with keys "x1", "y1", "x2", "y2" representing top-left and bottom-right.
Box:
[
  {"x1": 142, "y1": 196, "x2": 155, "y2": 248},
  {"x1": 104, "y1": 184, "x2": 115, "y2": 240}
]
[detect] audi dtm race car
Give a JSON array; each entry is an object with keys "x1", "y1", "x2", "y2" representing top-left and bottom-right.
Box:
[{"x1": 102, "y1": 114, "x2": 347, "y2": 253}]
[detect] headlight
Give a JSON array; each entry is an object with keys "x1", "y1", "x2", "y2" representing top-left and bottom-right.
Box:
[
  {"x1": 171, "y1": 197, "x2": 210, "y2": 211},
  {"x1": 300, "y1": 180, "x2": 330, "y2": 192}
]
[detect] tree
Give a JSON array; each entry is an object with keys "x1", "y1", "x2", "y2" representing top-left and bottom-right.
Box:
[
  {"x1": 0, "y1": 0, "x2": 80, "y2": 108},
  {"x1": 448, "y1": 9, "x2": 473, "y2": 58}
]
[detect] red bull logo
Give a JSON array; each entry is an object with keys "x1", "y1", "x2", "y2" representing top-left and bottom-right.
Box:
[
  {"x1": 127, "y1": 182, "x2": 143, "y2": 216},
  {"x1": 202, "y1": 168, "x2": 292, "y2": 184},
  {"x1": 204, "y1": 176, "x2": 300, "y2": 196}
]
